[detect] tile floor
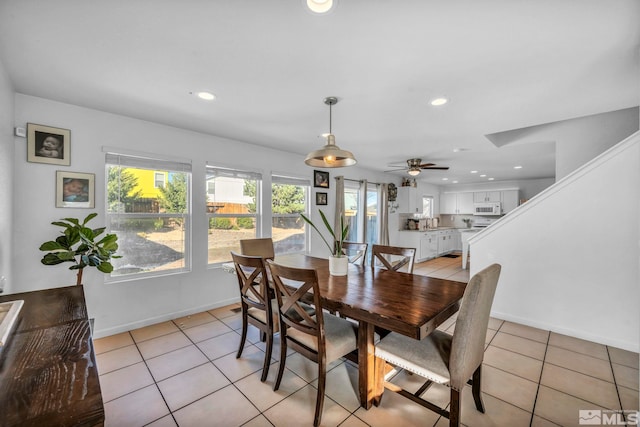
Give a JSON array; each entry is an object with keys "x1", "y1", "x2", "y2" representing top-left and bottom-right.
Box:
[{"x1": 94, "y1": 255, "x2": 639, "y2": 426}]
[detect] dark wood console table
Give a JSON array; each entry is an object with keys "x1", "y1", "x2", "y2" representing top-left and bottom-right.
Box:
[{"x1": 0, "y1": 286, "x2": 104, "y2": 426}]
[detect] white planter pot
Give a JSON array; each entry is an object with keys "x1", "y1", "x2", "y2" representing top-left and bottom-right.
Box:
[{"x1": 329, "y1": 256, "x2": 348, "y2": 276}]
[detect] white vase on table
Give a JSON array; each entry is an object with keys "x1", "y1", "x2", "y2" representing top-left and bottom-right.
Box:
[{"x1": 329, "y1": 256, "x2": 348, "y2": 276}]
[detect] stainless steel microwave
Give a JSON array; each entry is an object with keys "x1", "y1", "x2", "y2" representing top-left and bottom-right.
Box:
[{"x1": 473, "y1": 202, "x2": 501, "y2": 216}]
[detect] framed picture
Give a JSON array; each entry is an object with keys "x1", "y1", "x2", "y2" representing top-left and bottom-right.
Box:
[
  {"x1": 56, "y1": 171, "x2": 95, "y2": 208},
  {"x1": 316, "y1": 192, "x2": 328, "y2": 206},
  {"x1": 27, "y1": 123, "x2": 71, "y2": 166},
  {"x1": 314, "y1": 170, "x2": 329, "y2": 188}
]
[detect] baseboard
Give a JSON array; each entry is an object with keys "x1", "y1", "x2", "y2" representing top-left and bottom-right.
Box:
[{"x1": 92, "y1": 296, "x2": 240, "y2": 339}]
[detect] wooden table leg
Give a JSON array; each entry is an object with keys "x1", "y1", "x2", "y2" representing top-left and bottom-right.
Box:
[{"x1": 357, "y1": 321, "x2": 375, "y2": 409}]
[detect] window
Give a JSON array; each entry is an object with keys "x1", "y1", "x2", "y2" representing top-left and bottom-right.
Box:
[
  {"x1": 154, "y1": 172, "x2": 166, "y2": 188},
  {"x1": 422, "y1": 196, "x2": 434, "y2": 217},
  {"x1": 271, "y1": 175, "x2": 309, "y2": 255},
  {"x1": 106, "y1": 152, "x2": 191, "y2": 279},
  {"x1": 344, "y1": 185, "x2": 359, "y2": 242},
  {"x1": 206, "y1": 166, "x2": 261, "y2": 265},
  {"x1": 343, "y1": 181, "x2": 381, "y2": 263}
]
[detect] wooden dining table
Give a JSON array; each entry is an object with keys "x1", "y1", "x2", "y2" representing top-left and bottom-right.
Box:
[{"x1": 273, "y1": 254, "x2": 467, "y2": 409}]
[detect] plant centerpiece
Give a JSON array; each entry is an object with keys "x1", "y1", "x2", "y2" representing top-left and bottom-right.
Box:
[
  {"x1": 300, "y1": 210, "x2": 349, "y2": 276},
  {"x1": 39, "y1": 213, "x2": 121, "y2": 286},
  {"x1": 462, "y1": 218, "x2": 472, "y2": 228}
]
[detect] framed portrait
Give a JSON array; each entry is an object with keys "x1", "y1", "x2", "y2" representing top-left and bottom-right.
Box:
[
  {"x1": 56, "y1": 171, "x2": 95, "y2": 208},
  {"x1": 316, "y1": 192, "x2": 328, "y2": 206},
  {"x1": 314, "y1": 170, "x2": 329, "y2": 188},
  {"x1": 27, "y1": 123, "x2": 71, "y2": 166}
]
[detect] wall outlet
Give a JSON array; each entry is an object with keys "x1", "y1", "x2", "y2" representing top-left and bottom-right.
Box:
[{"x1": 14, "y1": 127, "x2": 26, "y2": 137}]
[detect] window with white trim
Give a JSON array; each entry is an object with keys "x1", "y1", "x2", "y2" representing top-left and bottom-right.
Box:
[
  {"x1": 271, "y1": 175, "x2": 309, "y2": 255},
  {"x1": 206, "y1": 166, "x2": 261, "y2": 265},
  {"x1": 106, "y1": 152, "x2": 191, "y2": 279}
]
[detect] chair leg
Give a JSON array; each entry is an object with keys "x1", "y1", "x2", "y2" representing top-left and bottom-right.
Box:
[
  {"x1": 236, "y1": 311, "x2": 248, "y2": 359},
  {"x1": 449, "y1": 388, "x2": 460, "y2": 427},
  {"x1": 471, "y1": 365, "x2": 485, "y2": 413},
  {"x1": 314, "y1": 358, "x2": 326, "y2": 427},
  {"x1": 261, "y1": 329, "x2": 273, "y2": 382},
  {"x1": 273, "y1": 336, "x2": 287, "y2": 391}
]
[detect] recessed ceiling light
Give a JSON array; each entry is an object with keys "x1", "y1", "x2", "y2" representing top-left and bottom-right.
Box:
[
  {"x1": 452, "y1": 180, "x2": 458, "y2": 184},
  {"x1": 195, "y1": 91, "x2": 216, "y2": 101},
  {"x1": 430, "y1": 97, "x2": 448, "y2": 106},
  {"x1": 442, "y1": 178, "x2": 448, "y2": 181},
  {"x1": 480, "y1": 174, "x2": 486, "y2": 177},
  {"x1": 470, "y1": 170, "x2": 478, "y2": 174},
  {"x1": 488, "y1": 178, "x2": 495, "y2": 181},
  {"x1": 453, "y1": 148, "x2": 468, "y2": 153},
  {"x1": 514, "y1": 165, "x2": 523, "y2": 169},
  {"x1": 307, "y1": 0, "x2": 333, "y2": 13}
]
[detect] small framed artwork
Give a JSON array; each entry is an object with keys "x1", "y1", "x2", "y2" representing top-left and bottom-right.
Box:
[
  {"x1": 316, "y1": 192, "x2": 328, "y2": 206},
  {"x1": 56, "y1": 171, "x2": 95, "y2": 208},
  {"x1": 314, "y1": 170, "x2": 329, "y2": 188},
  {"x1": 27, "y1": 123, "x2": 71, "y2": 166}
]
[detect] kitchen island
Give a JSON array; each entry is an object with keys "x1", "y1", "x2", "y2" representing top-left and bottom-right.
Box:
[{"x1": 460, "y1": 228, "x2": 482, "y2": 269}]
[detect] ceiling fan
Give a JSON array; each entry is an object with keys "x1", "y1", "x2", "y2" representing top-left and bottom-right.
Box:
[{"x1": 385, "y1": 158, "x2": 450, "y2": 176}]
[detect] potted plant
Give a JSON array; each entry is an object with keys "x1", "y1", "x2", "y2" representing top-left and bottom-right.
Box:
[
  {"x1": 39, "y1": 213, "x2": 121, "y2": 286},
  {"x1": 300, "y1": 210, "x2": 349, "y2": 276},
  {"x1": 462, "y1": 218, "x2": 472, "y2": 228}
]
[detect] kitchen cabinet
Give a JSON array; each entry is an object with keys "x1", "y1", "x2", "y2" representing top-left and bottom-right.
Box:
[
  {"x1": 501, "y1": 189, "x2": 520, "y2": 214},
  {"x1": 437, "y1": 229, "x2": 456, "y2": 255},
  {"x1": 440, "y1": 192, "x2": 473, "y2": 214},
  {"x1": 473, "y1": 191, "x2": 501, "y2": 203},
  {"x1": 420, "y1": 232, "x2": 438, "y2": 261},
  {"x1": 454, "y1": 230, "x2": 463, "y2": 251},
  {"x1": 397, "y1": 186, "x2": 422, "y2": 213}
]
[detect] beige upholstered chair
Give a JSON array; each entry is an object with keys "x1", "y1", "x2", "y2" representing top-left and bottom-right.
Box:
[
  {"x1": 239, "y1": 237, "x2": 275, "y2": 260},
  {"x1": 230, "y1": 252, "x2": 277, "y2": 382},
  {"x1": 341, "y1": 241, "x2": 368, "y2": 266},
  {"x1": 371, "y1": 244, "x2": 416, "y2": 273},
  {"x1": 374, "y1": 263, "x2": 502, "y2": 426},
  {"x1": 266, "y1": 260, "x2": 358, "y2": 427}
]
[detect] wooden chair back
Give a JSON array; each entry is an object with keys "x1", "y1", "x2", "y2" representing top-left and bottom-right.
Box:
[
  {"x1": 240, "y1": 237, "x2": 275, "y2": 260},
  {"x1": 371, "y1": 244, "x2": 416, "y2": 273},
  {"x1": 231, "y1": 251, "x2": 271, "y2": 317},
  {"x1": 341, "y1": 241, "x2": 368, "y2": 266}
]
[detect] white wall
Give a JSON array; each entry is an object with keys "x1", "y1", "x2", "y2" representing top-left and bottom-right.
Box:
[
  {"x1": 470, "y1": 132, "x2": 640, "y2": 352},
  {"x1": 11, "y1": 94, "x2": 391, "y2": 338},
  {"x1": 0, "y1": 60, "x2": 14, "y2": 295}
]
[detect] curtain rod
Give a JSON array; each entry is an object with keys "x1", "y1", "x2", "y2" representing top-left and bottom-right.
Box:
[{"x1": 335, "y1": 177, "x2": 383, "y2": 186}]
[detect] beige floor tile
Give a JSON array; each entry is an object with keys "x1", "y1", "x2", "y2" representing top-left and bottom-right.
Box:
[
  {"x1": 93, "y1": 332, "x2": 134, "y2": 354},
  {"x1": 103, "y1": 385, "x2": 169, "y2": 427},
  {"x1": 485, "y1": 328, "x2": 498, "y2": 346},
  {"x1": 483, "y1": 345, "x2": 543, "y2": 382},
  {"x1": 137, "y1": 331, "x2": 192, "y2": 360},
  {"x1": 448, "y1": 271, "x2": 471, "y2": 282},
  {"x1": 242, "y1": 414, "x2": 276, "y2": 427},
  {"x1": 534, "y1": 385, "x2": 607, "y2": 427},
  {"x1": 172, "y1": 311, "x2": 217, "y2": 330},
  {"x1": 145, "y1": 415, "x2": 177, "y2": 427},
  {"x1": 354, "y1": 386, "x2": 442, "y2": 427},
  {"x1": 219, "y1": 312, "x2": 244, "y2": 330},
  {"x1": 310, "y1": 360, "x2": 361, "y2": 412},
  {"x1": 491, "y1": 332, "x2": 547, "y2": 360},
  {"x1": 181, "y1": 319, "x2": 234, "y2": 343},
  {"x1": 459, "y1": 385, "x2": 532, "y2": 427},
  {"x1": 530, "y1": 415, "x2": 561, "y2": 426},
  {"x1": 146, "y1": 344, "x2": 208, "y2": 381},
  {"x1": 500, "y1": 321, "x2": 549, "y2": 344},
  {"x1": 157, "y1": 362, "x2": 230, "y2": 411},
  {"x1": 548, "y1": 332, "x2": 608, "y2": 360},
  {"x1": 608, "y1": 346, "x2": 640, "y2": 370},
  {"x1": 339, "y1": 415, "x2": 371, "y2": 427},
  {"x1": 277, "y1": 352, "x2": 342, "y2": 383},
  {"x1": 234, "y1": 365, "x2": 307, "y2": 412},
  {"x1": 482, "y1": 364, "x2": 538, "y2": 412},
  {"x1": 618, "y1": 386, "x2": 640, "y2": 412},
  {"x1": 263, "y1": 384, "x2": 351, "y2": 427},
  {"x1": 540, "y1": 363, "x2": 620, "y2": 409},
  {"x1": 99, "y1": 362, "x2": 155, "y2": 403},
  {"x1": 487, "y1": 317, "x2": 504, "y2": 331},
  {"x1": 96, "y1": 344, "x2": 143, "y2": 375},
  {"x1": 130, "y1": 321, "x2": 180, "y2": 343},
  {"x1": 197, "y1": 330, "x2": 242, "y2": 361},
  {"x1": 612, "y1": 363, "x2": 639, "y2": 391},
  {"x1": 208, "y1": 303, "x2": 241, "y2": 319},
  {"x1": 213, "y1": 344, "x2": 269, "y2": 382},
  {"x1": 545, "y1": 345, "x2": 614, "y2": 382},
  {"x1": 388, "y1": 370, "x2": 451, "y2": 410},
  {"x1": 172, "y1": 384, "x2": 260, "y2": 426}
]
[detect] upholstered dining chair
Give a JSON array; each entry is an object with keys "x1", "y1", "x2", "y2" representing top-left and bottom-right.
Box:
[
  {"x1": 374, "y1": 263, "x2": 502, "y2": 427},
  {"x1": 230, "y1": 251, "x2": 277, "y2": 382},
  {"x1": 266, "y1": 260, "x2": 358, "y2": 427},
  {"x1": 240, "y1": 237, "x2": 275, "y2": 260},
  {"x1": 371, "y1": 244, "x2": 416, "y2": 273},
  {"x1": 341, "y1": 241, "x2": 368, "y2": 266}
]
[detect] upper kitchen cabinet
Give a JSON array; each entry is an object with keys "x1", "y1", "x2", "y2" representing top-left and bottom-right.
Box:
[
  {"x1": 397, "y1": 186, "x2": 422, "y2": 213},
  {"x1": 501, "y1": 189, "x2": 520, "y2": 214},
  {"x1": 473, "y1": 191, "x2": 501, "y2": 203},
  {"x1": 440, "y1": 192, "x2": 473, "y2": 214}
]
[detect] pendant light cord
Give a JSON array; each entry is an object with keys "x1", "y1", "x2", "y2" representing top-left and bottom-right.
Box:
[{"x1": 329, "y1": 102, "x2": 332, "y2": 134}]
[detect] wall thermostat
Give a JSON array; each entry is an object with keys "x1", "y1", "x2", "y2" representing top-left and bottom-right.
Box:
[{"x1": 14, "y1": 127, "x2": 26, "y2": 137}]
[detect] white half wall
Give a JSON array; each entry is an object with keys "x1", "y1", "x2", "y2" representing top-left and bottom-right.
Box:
[
  {"x1": 0, "y1": 59, "x2": 14, "y2": 295},
  {"x1": 470, "y1": 131, "x2": 640, "y2": 352}
]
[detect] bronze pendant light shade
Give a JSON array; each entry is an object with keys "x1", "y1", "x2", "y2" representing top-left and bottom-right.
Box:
[{"x1": 304, "y1": 97, "x2": 357, "y2": 168}]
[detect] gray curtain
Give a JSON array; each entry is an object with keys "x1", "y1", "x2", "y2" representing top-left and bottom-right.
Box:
[
  {"x1": 334, "y1": 176, "x2": 345, "y2": 236},
  {"x1": 379, "y1": 183, "x2": 390, "y2": 245}
]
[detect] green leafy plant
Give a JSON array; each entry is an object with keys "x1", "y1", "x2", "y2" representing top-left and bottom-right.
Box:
[
  {"x1": 300, "y1": 210, "x2": 349, "y2": 257},
  {"x1": 39, "y1": 213, "x2": 121, "y2": 286}
]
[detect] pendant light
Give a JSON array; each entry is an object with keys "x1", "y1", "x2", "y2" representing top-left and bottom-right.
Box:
[{"x1": 304, "y1": 97, "x2": 357, "y2": 168}]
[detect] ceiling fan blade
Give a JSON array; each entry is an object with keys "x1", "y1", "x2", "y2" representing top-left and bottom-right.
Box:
[
  {"x1": 419, "y1": 163, "x2": 435, "y2": 168},
  {"x1": 421, "y1": 166, "x2": 449, "y2": 170},
  {"x1": 384, "y1": 167, "x2": 407, "y2": 173}
]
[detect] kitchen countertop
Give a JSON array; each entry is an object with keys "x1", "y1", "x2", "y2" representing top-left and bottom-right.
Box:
[{"x1": 399, "y1": 227, "x2": 462, "y2": 232}]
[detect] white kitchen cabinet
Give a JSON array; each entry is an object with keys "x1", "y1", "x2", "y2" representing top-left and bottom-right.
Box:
[
  {"x1": 395, "y1": 231, "x2": 422, "y2": 260},
  {"x1": 420, "y1": 232, "x2": 438, "y2": 261},
  {"x1": 473, "y1": 191, "x2": 501, "y2": 203},
  {"x1": 397, "y1": 187, "x2": 422, "y2": 214},
  {"x1": 457, "y1": 193, "x2": 474, "y2": 214},
  {"x1": 501, "y1": 189, "x2": 520, "y2": 214},
  {"x1": 454, "y1": 230, "x2": 462, "y2": 251},
  {"x1": 440, "y1": 192, "x2": 473, "y2": 214},
  {"x1": 437, "y1": 229, "x2": 455, "y2": 255}
]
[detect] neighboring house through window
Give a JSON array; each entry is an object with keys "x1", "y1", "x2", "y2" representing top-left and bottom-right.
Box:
[{"x1": 271, "y1": 175, "x2": 309, "y2": 255}]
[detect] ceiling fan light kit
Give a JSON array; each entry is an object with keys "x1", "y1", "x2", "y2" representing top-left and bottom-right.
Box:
[
  {"x1": 304, "y1": 97, "x2": 357, "y2": 168},
  {"x1": 384, "y1": 158, "x2": 450, "y2": 175}
]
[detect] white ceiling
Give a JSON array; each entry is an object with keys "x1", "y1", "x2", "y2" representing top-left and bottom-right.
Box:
[{"x1": 1, "y1": 1, "x2": 638, "y2": 185}]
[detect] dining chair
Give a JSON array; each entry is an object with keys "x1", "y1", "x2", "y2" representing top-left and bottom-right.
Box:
[
  {"x1": 373, "y1": 263, "x2": 502, "y2": 427},
  {"x1": 341, "y1": 241, "x2": 368, "y2": 266},
  {"x1": 371, "y1": 244, "x2": 416, "y2": 273},
  {"x1": 230, "y1": 251, "x2": 277, "y2": 382},
  {"x1": 266, "y1": 260, "x2": 358, "y2": 427},
  {"x1": 239, "y1": 237, "x2": 275, "y2": 260}
]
